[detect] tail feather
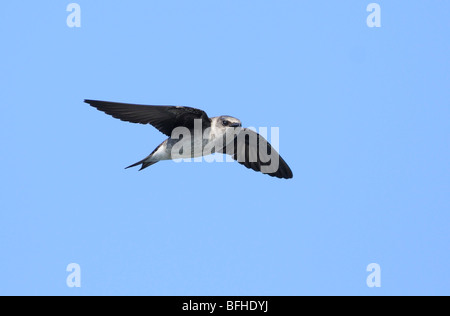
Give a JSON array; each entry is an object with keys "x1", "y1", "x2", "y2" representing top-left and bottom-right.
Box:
[
  {"x1": 125, "y1": 157, "x2": 157, "y2": 171},
  {"x1": 139, "y1": 161, "x2": 157, "y2": 170},
  {"x1": 125, "y1": 142, "x2": 165, "y2": 171}
]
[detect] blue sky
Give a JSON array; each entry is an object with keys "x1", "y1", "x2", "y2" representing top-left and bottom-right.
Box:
[{"x1": 0, "y1": 1, "x2": 449, "y2": 295}]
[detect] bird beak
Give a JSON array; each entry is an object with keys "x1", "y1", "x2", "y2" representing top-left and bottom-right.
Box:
[{"x1": 230, "y1": 123, "x2": 241, "y2": 127}]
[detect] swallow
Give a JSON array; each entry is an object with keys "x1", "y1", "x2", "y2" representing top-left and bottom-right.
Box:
[{"x1": 85, "y1": 100, "x2": 293, "y2": 179}]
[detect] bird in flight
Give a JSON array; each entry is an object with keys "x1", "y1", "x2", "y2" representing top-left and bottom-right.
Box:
[{"x1": 85, "y1": 100, "x2": 293, "y2": 179}]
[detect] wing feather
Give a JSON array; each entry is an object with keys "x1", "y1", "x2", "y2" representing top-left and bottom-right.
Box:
[
  {"x1": 85, "y1": 100, "x2": 211, "y2": 136},
  {"x1": 220, "y1": 128, "x2": 293, "y2": 179}
]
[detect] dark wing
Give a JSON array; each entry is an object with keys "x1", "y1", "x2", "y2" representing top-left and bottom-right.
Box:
[
  {"x1": 219, "y1": 128, "x2": 293, "y2": 179},
  {"x1": 84, "y1": 99, "x2": 211, "y2": 136}
]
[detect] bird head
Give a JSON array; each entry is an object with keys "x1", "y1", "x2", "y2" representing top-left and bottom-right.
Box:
[
  {"x1": 211, "y1": 115, "x2": 242, "y2": 142},
  {"x1": 215, "y1": 115, "x2": 242, "y2": 128}
]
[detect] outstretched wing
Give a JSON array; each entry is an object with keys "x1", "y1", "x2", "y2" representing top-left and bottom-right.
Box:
[
  {"x1": 219, "y1": 128, "x2": 293, "y2": 179},
  {"x1": 85, "y1": 99, "x2": 211, "y2": 136}
]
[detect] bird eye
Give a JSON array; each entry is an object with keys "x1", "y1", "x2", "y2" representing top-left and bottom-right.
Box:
[{"x1": 222, "y1": 120, "x2": 229, "y2": 126}]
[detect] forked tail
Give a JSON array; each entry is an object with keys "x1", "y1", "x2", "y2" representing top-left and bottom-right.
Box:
[{"x1": 125, "y1": 157, "x2": 158, "y2": 171}]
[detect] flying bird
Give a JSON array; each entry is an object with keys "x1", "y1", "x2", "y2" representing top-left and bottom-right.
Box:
[{"x1": 85, "y1": 100, "x2": 293, "y2": 179}]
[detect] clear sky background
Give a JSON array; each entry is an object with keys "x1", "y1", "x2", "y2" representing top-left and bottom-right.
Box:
[{"x1": 0, "y1": 1, "x2": 449, "y2": 296}]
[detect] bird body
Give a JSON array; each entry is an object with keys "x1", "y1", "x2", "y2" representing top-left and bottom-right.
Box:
[{"x1": 85, "y1": 100, "x2": 293, "y2": 179}]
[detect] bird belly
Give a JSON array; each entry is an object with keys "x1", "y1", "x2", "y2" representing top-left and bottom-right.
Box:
[{"x1": 167, "y1": 136, "x2": 208, "y2": 159}]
